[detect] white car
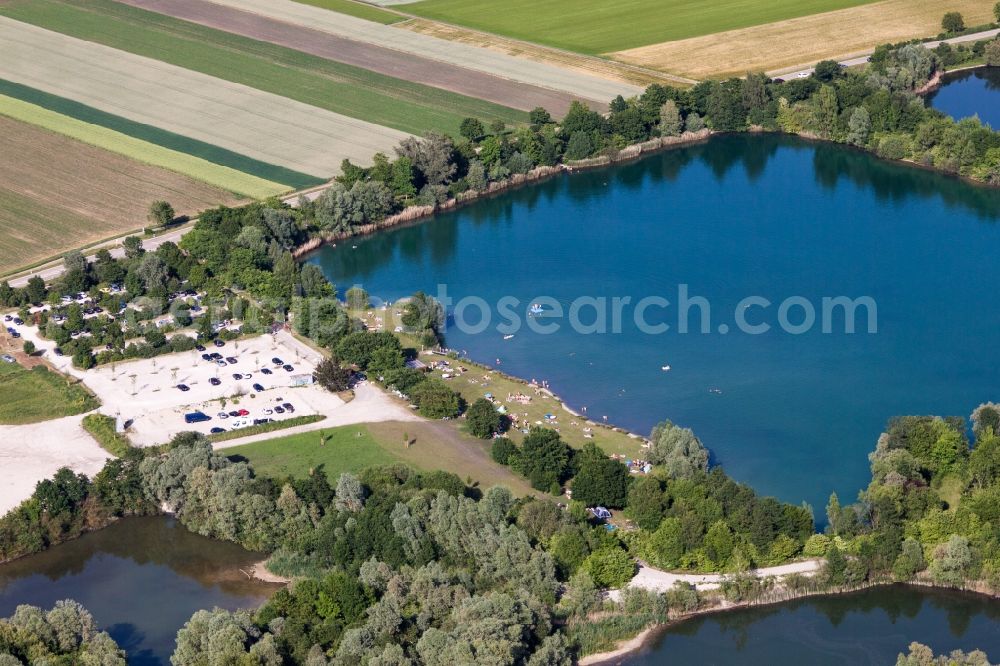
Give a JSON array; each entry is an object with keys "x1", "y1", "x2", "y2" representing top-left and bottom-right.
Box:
[
  {"x1": 797, "y1": 71, "x2": 809, "y2": 79},
  {"x1": 262, "y1": 408, "x2": 273, "y2": 415}
]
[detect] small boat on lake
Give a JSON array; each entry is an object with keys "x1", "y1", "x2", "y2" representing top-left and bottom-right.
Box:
[
  {"x1": 503, "y1": 334, "x2": 515, "y2": 340},
  {"x1": 661, "y1": 365, "x2": 671, "y2": 371}
]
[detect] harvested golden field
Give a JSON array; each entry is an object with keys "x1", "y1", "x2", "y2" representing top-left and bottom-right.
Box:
[
  {"x1": 395, "y1": 18, "x2": 694, "y2": 88},
  {"x1": 611, "y1": 0, "x2": 996, "y2": 79},
  {"x1": 0, "y1": 115, "x2": 241, "y2": 273}
]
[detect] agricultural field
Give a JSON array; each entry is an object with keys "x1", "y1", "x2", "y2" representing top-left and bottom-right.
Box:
[
  {"x1": 613, "y1": 0, "x2": 997, "y2": 78},
  {"x1": 0, "y1": 79, "x2": 322, "y2": 191},
  {"x1": 403, "y1": 0, "x2": 877, "y2": 54},
  {"x1": 0, "y1": 17, "x2": 409, "y2": 177},
  {"x1": 0, "y1": 94, "x2": 290, "y2": 198},
  {"x1": 0, "y1": 114, "x2": 243, "y2": 273},
  {"x1": 174, "y1": 0, "x2": 640, "y2": 103},
  {"x1": 291, "y1": 0, "x2": 403, "y2": 24},
  {"x1": 223, "y1": 421, "x2": 535, "y2": 494},
  {"x1": 0, "y1": 362, "x2": 99, "y2": 426},
  {"x1": 0, "y1": 0, "x2": 527, "y2": 136}
]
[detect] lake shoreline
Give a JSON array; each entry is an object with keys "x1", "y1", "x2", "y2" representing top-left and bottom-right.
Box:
[{"x1": 579, "y1": 579, "x2": 1000, "y2": 665}]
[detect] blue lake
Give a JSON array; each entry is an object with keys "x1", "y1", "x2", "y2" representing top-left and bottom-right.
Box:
[
  {"x1": 310, "y1": 133, "x2": 1000, "y2": 514},
  {"x1": 625, "y1": 586, "x2": 1000, "y2": 665},
  {"x1": 927, "y1": 66, "x2": 1000, "y2": 128}
]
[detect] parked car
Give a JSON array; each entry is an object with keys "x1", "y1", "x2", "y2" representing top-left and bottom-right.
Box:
[
  {"x1": 53, "y1": 348, "x2": 63, "y2": 356},
  {"x1": 237, "y1": 409, "x2": 249, "y2": 417},
  {"x1": 195, "y1": 344, "x2": 206, "y2": 352},
  {"x1": 10, "y1": 331, "x2": 19, "y2": 339},
  {"x1": 184, "y1": 411, "x2": 211, "y2": 424},
  {"x1": 262, "y1": 408, "x2": 273, "y2": 415},
  {"x1": 210, "y1": 427, "x2": 226, "y2": 434},
  {"x1": 232, "y1": 373, "x2": 243, "y2": 380},
  {"x1": 274, "y1": 406, "x2": 285, "y2": 414},
  {"x1": 271, "y1": 357, "x2": 283, "y2": 365},
  {"x1": 216, "y1": 360, "x2": 227, "y2": 367},
  {"x1": 209, "y1": 377, "x2": 221, "y2": 386},
  {"x1": 214, "y1": 339, "x2": 225, "y2": 347},
  {"x1": 252, "y1": 383, "x2": 265, "y2": 392},
  {"x1": 2, "y1": 315, "x2": 11, "y2": 321},
  {"x1": 253, "y1": 418, "x2": 272, "y2": 426},
  {"x1": 176, "y1": 384, "x2": 190, "y2": 392},
  {"x1": 283, "y1": 364, "x2": 294, "y2": 372},
  {"x1": 226, "y1": 357, "x2": 237, "y2": 364},
  {"x1": 217, "y1": 412, "x2": 229, "y2": 419},
  {"x1": 282, "y1": 403, "x2": 295, "y2": 413},
  {"x1": 12, "y1": 318, "x2": 23, "y2": 325},
  {"x1": 260, "y1": 368, "x2": 273, "y2": 375},
  {"x1": 1, "y1": 354, "x2": 15, "y2": 363},
  {"x1": 228, "y1": 410, "x2": 240, "y2": 417},
  {"x1": 242, "y1": 373, "x2": 253, "y2": 380},
  {"x1": 201, "y1": 353, "x2": 212, "y2": 361},
  {"x1": 210, "y1": 352, "x2": 223, "y2": 360}
]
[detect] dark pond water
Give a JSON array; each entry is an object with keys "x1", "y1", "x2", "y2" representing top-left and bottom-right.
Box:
[
  {"x1": 623, "y1": 585, "x2": 1000, "y2": 665},
  {"x1": 926, "y1": 66, "x2": 1000, "y2": 128},
  {"x1": 0, "y1": 517, "x2": 279, "y2": 665},
  {"x1": 308, "y1": 134, "x2": 1000, "y2": 515}
]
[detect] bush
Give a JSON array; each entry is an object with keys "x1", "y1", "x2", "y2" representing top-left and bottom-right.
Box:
[
  {"x1": 491, "y1": 437, "x2": 517, "y2": 465},
  {"x1": 410, "y1": 378, "x2": 462, "y2": 418},
  {"x1": 466, "y1": 398, "x2": 502, "y2": 438},
  {"x1": 583, "y1": 547, "x2": 635, "y2": 588},
  {"x1": 941, "y1": 11, "x2": 965, "y2": 33},
  {"x1": 877, "y1": 135, "x2": 910, "y2": 161},
  {"x1": 314, "y1": 358, "x2": 353, "y2": 392}
]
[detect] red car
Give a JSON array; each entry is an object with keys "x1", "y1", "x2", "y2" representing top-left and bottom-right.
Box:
[{"x1": 237, "y1": 409, "x2": 249, "y2": 417}]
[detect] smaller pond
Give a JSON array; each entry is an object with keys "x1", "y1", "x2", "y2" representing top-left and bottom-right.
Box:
[
  {"x1": 623, "y1": 585, "x2": 1000, "y2": 665},
  {"x1": 0, "y1": 516, "x2": 279, "y2": 665},
  {"x1": 926, "y1": 66, "x2": 1000, "y2": 128}
]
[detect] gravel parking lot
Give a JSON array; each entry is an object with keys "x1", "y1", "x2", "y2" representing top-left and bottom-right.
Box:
[{"x1": 13, "y1": 324, "x2": 334, "y2": 446}]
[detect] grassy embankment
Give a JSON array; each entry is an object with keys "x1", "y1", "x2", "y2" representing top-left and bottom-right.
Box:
[
  {"x1": 1, "y1": 0, "x2": 527, "y2": 137},
  {"x1": 0, "y1": 363, "x2": 99, "y2": 425},
  {"x1": 404, "y1": 0, "x2": 878, "y2": 53},
  {"x1": 81, "y1": 413, "x2": 132, "y2": 457}
]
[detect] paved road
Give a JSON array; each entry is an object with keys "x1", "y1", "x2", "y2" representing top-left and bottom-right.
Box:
[
  {"x1": 771, "y1": 28, "x2": 1000, "y2": 79},
  {"x1": 7, "y1": 186, "x2": 329, "y2": 288}
]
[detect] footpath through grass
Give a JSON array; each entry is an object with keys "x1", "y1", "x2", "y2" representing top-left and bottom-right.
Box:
[
  {"x1": 405, "y1": 0, "x2": 878, "y2": 54},
  {"x1": 2, "y1": 0, "x2": 527, "y2": 137},
  {"x1": 292, "y1": 0, "x2": 403, "y2": 24},
  {"x1": 0, "y1": 362, "x2": 99, "y2": 425}
]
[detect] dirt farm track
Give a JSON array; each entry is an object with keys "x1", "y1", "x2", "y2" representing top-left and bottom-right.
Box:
[{"x1": 120, "y1": 0, "x2": 597, "y2": 115}]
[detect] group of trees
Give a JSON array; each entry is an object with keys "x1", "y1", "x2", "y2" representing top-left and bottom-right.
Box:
[
  {"x1": 0, "y1": 600, "x2": 126, "y2": 664},
  {"x1": 802, "y1": 404, "x2": 1000, "y2": 592}
]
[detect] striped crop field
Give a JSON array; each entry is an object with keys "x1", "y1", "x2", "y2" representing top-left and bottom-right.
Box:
[
  {"x1": 0, "y1": 80, "x2": 323, "y2": 191},
  {"x1": 0, "y1": 114, "x2": 243, "y2": 273},
  {"x1": 0, "y1": 0, "x2": 527, "y2": 136},
  {"x1": 0, "y1": 94, "x2": 289, "y2": 199},
  {"x1": 0, "y1": 17, "x2": 411, "y2": 177}
]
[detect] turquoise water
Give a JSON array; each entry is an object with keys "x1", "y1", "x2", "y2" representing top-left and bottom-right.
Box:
[
  {"x1": 309, "y1": 134, "x2": 1000, "y2": 514},
  {"x1": 927, "y1": 66, "x2": 1000, "y2": 128},
  {"x1": 625, "y1": 586, "x2": 1000, "y2": 665},
  {"x1": 0, "y1": 517, "x2": 277, "y2": 665}
]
